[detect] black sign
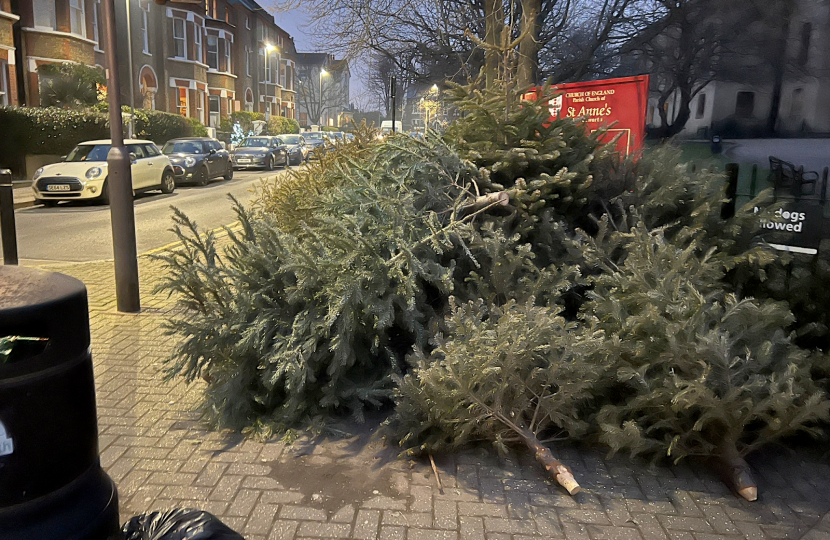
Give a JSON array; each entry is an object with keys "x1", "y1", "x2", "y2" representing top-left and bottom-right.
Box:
[{"x1": 755, "y1": 203, "x2": 823, "y2": 254}]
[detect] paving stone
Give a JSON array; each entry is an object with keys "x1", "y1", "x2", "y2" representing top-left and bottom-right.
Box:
[
  {"x1": 657, "y1": 516, "x2": 714, "y2": 533},
  {"x1": 331, "y1": 504, "x2": 356, "y2": 523},
  {"x1": 260, "y1": 490, "x2": 306, "y2": 504},
  {"x1": 383, "y1": 511, "x2": 433, "y2": 528},
  {"x1": 458, "y1": 516, "x2": 485, "y2": 540},
  {"x1": 434, "y1": 500, "x2": 458, "y2": 529},
  {"x1": 482, "y1": 518, "x2": 537, "y2": 535},
  {"x1": 406, "y1": 529, "x2": 458, "y2": 540},
  {"x1": 210, "y1": 475, "x2": 244, "y2": 501},
  {"x1": 380, "y1": 526, "x2": 406, "y2": 540},
  {"x1": 363, "y1": 496, "x2": 408, "y2": 511},
  {"x1": 410, "y1": 485, "x2": 433, "y2": 513},
  {"x1": 586, "y1": 525, "x2": 645, "y2": 540},
  {"x1": 268, "y1": 520, "x2": 299, "y2": 540},
  {"x1": 245, "y1": 503, "x2": 280, "y2": 536},
  {"x1": 296, "y1": 522, "x2": 351, "y2": 538},
  {"x1": 227, "y1": 489, "x2": 262, "y2": 517},
  {"x1": 353, "y1": 509, "x2": 382, "y2": 540},
  {"x1": 279, "y1": 505, "x2": 328, "y2": 521},
  {"x1": 457, "y1": 503, "x2": 508, "y2": 518}
]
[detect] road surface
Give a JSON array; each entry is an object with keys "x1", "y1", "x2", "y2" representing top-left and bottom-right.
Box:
[{"x1": 2, "y1": 168, "x2": 288, "y2": 263}]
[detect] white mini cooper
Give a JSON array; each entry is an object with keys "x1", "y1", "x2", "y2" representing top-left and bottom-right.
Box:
[{"x1": 32, "y1": 139, "x2": 176, "y2": 206}]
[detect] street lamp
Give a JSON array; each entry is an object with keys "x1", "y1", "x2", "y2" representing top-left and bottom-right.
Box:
[
  {"x1": 265, "y1": 43, "x2": 276, "y2": 119},
  {"x1": 319, "y1": 68, "x2": 328, "y2": 126}
]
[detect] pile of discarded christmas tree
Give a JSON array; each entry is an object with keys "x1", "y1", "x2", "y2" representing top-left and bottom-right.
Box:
[{"x1": 154, "y1": 82, "x2": 830, "y2": 502}]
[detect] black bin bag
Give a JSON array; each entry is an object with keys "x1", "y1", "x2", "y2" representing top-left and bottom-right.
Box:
[{"x1": 122, "y1": 509, "x2": 245, "y2": 540}]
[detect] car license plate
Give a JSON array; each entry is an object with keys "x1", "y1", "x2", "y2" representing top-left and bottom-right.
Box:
[
  {"x1": 238, "y1": 159, "x2": 250, "y2": 163},
  {"x1": 47, "y1": 184, "x2": 70, "y2": 192}
]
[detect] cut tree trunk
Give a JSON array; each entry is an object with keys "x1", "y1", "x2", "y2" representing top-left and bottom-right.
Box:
[
  {"x1": 516, "y1": 425, "x2": 580, "y2": 494},
  {"x1": 720, "y1": 441, "x2": 757, "y2": 501}
]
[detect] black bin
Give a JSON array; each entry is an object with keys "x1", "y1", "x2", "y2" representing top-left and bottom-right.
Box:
[{"x1": 0, "y1": 266, "x2": 119, "y2": 540}]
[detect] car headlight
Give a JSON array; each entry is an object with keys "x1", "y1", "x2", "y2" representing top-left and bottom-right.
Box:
[
  {"x1": 85, "y1": 166, "x2": 103, "y2": 179},
  {"x1": 33, "y1": 167, "x2": 44, "y2": 180},
  {"x1": 256, "y1": 153, "x2": 267, "y2": 157},
  {"x1": 184, "y1": 157, "x2": 196, "y2": 167}
]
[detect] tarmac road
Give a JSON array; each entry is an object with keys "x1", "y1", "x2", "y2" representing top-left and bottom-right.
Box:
[{"x1": 2, "y1": 168, "x2": 290, "y2": 263}]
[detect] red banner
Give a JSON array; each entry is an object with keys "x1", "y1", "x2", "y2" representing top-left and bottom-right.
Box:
[{"x1": 528, "y1": 75, "x2": 650, "y2": 156}]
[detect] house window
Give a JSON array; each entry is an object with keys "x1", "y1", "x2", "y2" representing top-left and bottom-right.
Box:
[
  {"x1": 798, "y1": 23, "x2": 812, "y2": 66},
  {"x1": 197, "y1": 91, "x2": 205, "y2": 124},
  {"x1": 223, "y1": 40, "x2": 231, "y2": 72},
  {"x1": 245, "y1": 46, "x2": 251, "y2": 76},
  {"x1": 33, "y1": 0, "x2": 56, "y2": 29},
  {"x1": 140, "y1": 1, "x2": 150, "y2": 54},
  {"x1": 245, "y1": 15, "x2": 250, "y2": 29},
  {"x1": 695, "y1": 94, "x2": 706, "y2": 119},
  {"x1": 207, "y1": 35, "x2": 219, "y2": 70},
  {"x1": 177, "y1": 87, "x2": 189, "y2": 116},
  {"x1": 69, "y1": 0, "x2": 86, "y2": 37},
  {"x1": 209, "y1": 95, "x2": 220, "y2": 128},
  {"x1": 269, "y1": 51, "x2": 277, "y2": 83},
  {"x1": 735, "y1": 92, "x2": 755, "y2": 118},
  {"x1": 193, "y1": 24, "x2": 202, "y2": 62},
  {"x1": 791, "y1": 88, "x2": 804, "y2": 117},
  {"x1": 92, "y1": 0, "x2": 101, "y2": 44},
  {"x1": 0, "y1": 61, "x2": 8, "y2": 106},
  {"x1": 173, "y1": 18, "x2": 186, "y2": 58},
  {"x1": 259, "y1": 48, "x2": 266, "y2": 81},
  {"x1": 244, "y1": 88, "x2": 253, "y2": 111}
]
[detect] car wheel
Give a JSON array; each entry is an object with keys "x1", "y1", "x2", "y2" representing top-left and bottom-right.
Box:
[
  {"x1": 196, "y1": 164, "x2": 210, "y2": 187},
  {"x1": 267, "y1": 156, "x2": 275, "y2": 171},
  {"x1": 98, "y1": 180, "x2": 110, "y2": 205},
  {"x1": 160, "y1": 170, "x2": 176, "y2": 194},
  {"x1": 223, "y1": 163, "x2": 233, "y2": 181}
]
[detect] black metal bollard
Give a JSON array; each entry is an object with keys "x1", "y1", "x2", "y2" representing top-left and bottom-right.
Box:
[
  {"x1": 0, "y1": 266, "x2": 120, "y2": 539},
  {"x1": 0, "y1": 169, "x2": 18, "y2": 265}
]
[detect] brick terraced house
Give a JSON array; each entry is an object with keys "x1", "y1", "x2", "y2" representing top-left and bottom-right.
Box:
[{"x1": 5, "y1": 0, "x2": 299, "y2": 127}]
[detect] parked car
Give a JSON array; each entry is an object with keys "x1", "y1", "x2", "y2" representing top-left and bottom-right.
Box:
[
  {"x1": 327, "y1": 131, "x2": 345, "y2": 143},
  {"x1": 31, "y1": 139, "x2": 175, "y2": 206},
  {"x1": 302, "y1": 132, "x2": 331, "y2": 159},
  {"x1": 344, "y1": 133, "x2": 356, "y2": 142},
  {"x1": 230, "y1": 136, "x2": 288, "y2": 170},
  {"x1": 275, "y1": 134, "x2": 308, "y2": 165},
  {"x1": 162, "y1": 137, "x2": 232, "y2": 186}
]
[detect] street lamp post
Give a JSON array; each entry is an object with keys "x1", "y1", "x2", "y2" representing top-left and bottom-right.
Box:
[
  {"x1": 125, "y1": 0, "x2": 135, "y2": 138},
  {"x1": 319, "y1": 68, "x2": 328, "y2": 126},
  {"x1": 101, "y1": 0, "x2": 140, "y2": 312},
  {"x1": 265, "y1": 43, "x2": 276, "y2": 120}
]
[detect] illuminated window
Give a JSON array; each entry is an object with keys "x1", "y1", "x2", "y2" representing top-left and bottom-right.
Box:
[{"x1": 177, "y1": 87, "x2": 189, "y2": 117}]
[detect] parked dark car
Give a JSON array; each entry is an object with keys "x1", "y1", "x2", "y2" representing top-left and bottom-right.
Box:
[
  {"x1": 162, "y1": 137, "x2": 232, "y2": 186},
  {"x1": 276, "y1": 134, "x2": 308, "y2": 165},
  {"x1": 302, "y1": 132, "x2": 331, "y2": 160},
  {"x1": 230, "y1": 136, "x2": 288, "y2": 170}
]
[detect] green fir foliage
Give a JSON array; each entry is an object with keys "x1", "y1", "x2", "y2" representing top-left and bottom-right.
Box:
[{"x1": 153, "y1": 133, "x2": 483, "y2": 436}]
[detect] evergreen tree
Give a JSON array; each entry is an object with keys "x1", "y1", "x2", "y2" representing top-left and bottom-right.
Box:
[
  {"x1": 575, "y1": 211, "x2": 830, "y2": 500},
  {"x1": 154, "y1": 134, "x2": 482, "y2": 436}
]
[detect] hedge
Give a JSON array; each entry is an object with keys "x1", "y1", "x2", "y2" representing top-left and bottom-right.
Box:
[
  {"x1": 267, "y1": 116, "x2": 300, "y2": 135},
  {"x1": 0, "y1": 106, "x2": 109, "y2": 174},
  {"x1": 0, "y1": 106, "x2": 195, "y2": 176}
]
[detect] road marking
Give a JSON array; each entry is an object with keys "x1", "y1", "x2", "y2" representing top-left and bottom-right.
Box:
[{"x1": 140, "y1": 220, "x2": 244, "y2": 257}]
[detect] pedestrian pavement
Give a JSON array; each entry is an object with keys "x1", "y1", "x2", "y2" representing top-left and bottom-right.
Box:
[{"x1": 25, "y1": 246, "x2": 830, "y2": 540}]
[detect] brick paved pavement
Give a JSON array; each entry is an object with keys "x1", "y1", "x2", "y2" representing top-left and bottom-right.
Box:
[{"x1": 27, "y1": 249, "x2": 830, "y2": 540}]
